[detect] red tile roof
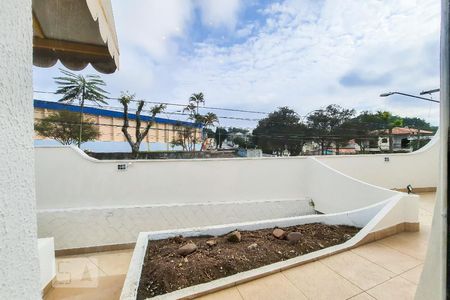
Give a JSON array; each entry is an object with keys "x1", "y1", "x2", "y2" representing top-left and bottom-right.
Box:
[{"x1": 372, "y1": 127, "x2": 434, "y2": 135}]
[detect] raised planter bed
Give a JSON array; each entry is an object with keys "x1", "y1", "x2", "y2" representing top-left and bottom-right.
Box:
[
  {"x1": 120, "y1": 201, "x2": 384, "y2": 300},
  {"x1": 121, "y1": 195, "x2": 418, "y2": 300},
  {"x1": 137, "y1": 223, "x2": 359, "y2": 298}
]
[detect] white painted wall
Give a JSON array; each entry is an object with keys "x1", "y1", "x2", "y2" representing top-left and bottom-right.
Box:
[
  {"x1": 35, "y1": 145, "x2": 422, "y2": 250},
  {"x1": 0, "y1": 1, "x2": 41, "y2": 299},
  {"x1": 38, "y1": 238, "x2": 55, "y2": 290},
  {"x1": 316, "y1": 135, "x2": 439, "y2": 189},
  {"x1": 307, "y1": 158, "x2": 400, "y2": 213},
  {"x1": 38, "y1": 199, "x2": 315, "y2": 249},
  {"x1": 35, "y1": 146, "x2": 309, "y2": 209}
]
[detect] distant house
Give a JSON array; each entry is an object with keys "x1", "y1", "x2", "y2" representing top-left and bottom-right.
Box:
[{"x1": 368, "y1": 127, "x2": 434, "y2": 152}]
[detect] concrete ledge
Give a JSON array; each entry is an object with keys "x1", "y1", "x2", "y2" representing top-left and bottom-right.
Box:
[
  {"x1": 393, "y1": 187, "x2": 437, "y2": 193},
  {"x1": 41, "y1": 276, "x2": 55, "y2": 297},
  {"x1": 54, "y1": 222, "x2": 419, "y2": 257},
  {"x1": 354, "y1": 222, "x2": 420, "y2": 247},
  {"x1": 55, "y1": 243, "x2": 135, "y2": 257}
]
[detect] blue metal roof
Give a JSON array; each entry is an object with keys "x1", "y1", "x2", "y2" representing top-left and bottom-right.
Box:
[{"x1": 34, "y1": 99, "x2": 202, "y2": 128}]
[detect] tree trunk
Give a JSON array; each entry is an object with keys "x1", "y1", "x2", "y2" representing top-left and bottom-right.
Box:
[
  {"x1": 78, "y1": 96, "x2": 84, "y2": 148},
  {"x1": 132, "y1": 144, "x2": 140, "y2": 159}
]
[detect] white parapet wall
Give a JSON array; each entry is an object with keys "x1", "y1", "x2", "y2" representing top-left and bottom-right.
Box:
[
  {"x1": 38, "y1": 238, "x2": 55, "y2": 291},
  {"x1": 315, "y1": 134, "x2": 439, "y2": 190},
  {"x1": 34, "y1": 143, "x2": 427, "y2": 250}
]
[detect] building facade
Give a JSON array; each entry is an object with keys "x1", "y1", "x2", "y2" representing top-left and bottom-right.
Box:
[{"x1": 34, "y1": 100, "x2": 202, "y2": 152}]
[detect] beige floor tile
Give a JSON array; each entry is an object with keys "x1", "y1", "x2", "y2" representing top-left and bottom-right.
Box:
[
  {"x1": 401, "y1": 264, "x2": 424, "y2": 285},
  {"x1": 419, "y1": 211, "x2": 434, "y2": 228},
  {"x1": 367, "y1": 276, "x2": 417, "y2": 300},
  {"x1": 87, "y1": 249, "x2": 133, "y2": 276},
  {"x1": 196, "y1": 287, "x2": 243, "y2": 300},
  {"x1": 321, "y1": 251, "x2": 394, "y2": 290},
  {"x1": 349, "y1": 292, "x2": 376, "y2": 299},
  {"x1": 282, "y1": 261, "x2": 361, "y2": 300},
  {"x1": 351, "y1": 242, "x2": 421, "y2": 274},
  {"x1": 53, "y1": 256, "x2": 107, "y2": 289},
  {"x1": 417, "y1": 192, "x2": 436, "y2": 214},
  {"x1": 44, "y1": 274, "x2": 125, "y2": 300},
  {"x1": 236, "y1": 272, "x2": 307, "y2": 300},
  {"x1": 378, "y1": 232, "x2": 429, "y2": 261}
]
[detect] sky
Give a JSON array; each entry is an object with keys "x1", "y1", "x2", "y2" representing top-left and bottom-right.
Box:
[{"x1": 33, "y1": 0, "x2": 441, "y2": 128}]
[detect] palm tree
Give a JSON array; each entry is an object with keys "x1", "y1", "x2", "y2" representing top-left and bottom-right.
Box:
[
  {"x1": 199, "y1": 112, "x2": 219, "y2": 151},
  {"x1": 189, "y1": 92, "x2": 205, "y2": 114},
  {"x1": 184, "y1": 92, "x2": 206, "y2": 151},
  {"x1": 54, "y1": 68, "x2": 109, "y2": 147},
  {"x1": 202, "y1": 112, "x2": 219, "y2": 128}
]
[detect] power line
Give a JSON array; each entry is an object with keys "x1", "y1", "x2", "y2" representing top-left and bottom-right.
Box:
[
  {"x1": 34, "y1": 118, "x2": 432, "y2": 142},
  {"x1": 34, "y1": 92, "x2": 436, "y2": 130},
  {"x1": 34, "y1": 97, "x2": 262, "y2": 122},
  {"x1": 33, "y1": 90, "x2": 269, "y2": 115}
]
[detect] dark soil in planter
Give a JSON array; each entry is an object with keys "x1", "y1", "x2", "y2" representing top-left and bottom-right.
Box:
[{"x1": 137, "y1": 223, "x2": 359, "y2": 299}]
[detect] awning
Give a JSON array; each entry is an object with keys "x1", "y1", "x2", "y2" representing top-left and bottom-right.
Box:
[{"x1": 33, "y1": 0, "x2": 119, "y2": 74}]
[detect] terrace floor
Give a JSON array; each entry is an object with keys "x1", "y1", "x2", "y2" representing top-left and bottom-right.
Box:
[{"x1": 44, "y1": 192, "x2": 435, "y2": 300}]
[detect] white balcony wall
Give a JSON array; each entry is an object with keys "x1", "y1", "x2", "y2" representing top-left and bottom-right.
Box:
[
  {"x1": 35, "y1": 146, "x2": 309, "y2": 209},
  {"x1": 315, "y1": 135, "x2": 439, "y2": 190},
  {"x1": 307, "y1": 158, "x2": 399, "y2": 213},
  {"x1": 35, "y1": 146, "x2": 422, "y2": 250}
]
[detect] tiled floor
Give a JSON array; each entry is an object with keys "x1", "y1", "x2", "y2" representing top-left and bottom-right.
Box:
[
  {"x1": 44, "y1": 192, "x2": 435, "y2": 300},
  {"x1": 43, "y1": 249, "x2": 133, "y2": 300}
]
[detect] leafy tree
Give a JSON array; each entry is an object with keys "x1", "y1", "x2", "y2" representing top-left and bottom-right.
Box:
[
  {"x1": 228, "y1": 127, "x2": 249, "y2": 134},
  {"x1": 215, "y1": 127, "x2": 229, "y2": 149},
  {"x1": 402, "y1": 117, "x2": 433, "y2": 131},
  {"x1": 306, "y1": 105, "x2": 355, "y2": 155},
  {"x1": 35, "y1": 111, "x2": 99, "y2": 145},
  {"x1": 171, "y1": 125, "x2": 199, "y2": 151},
  {"x1": 54, "y1": 68, "x2": 108, "y2": 147},
  {"x1": 204, "y1": 128, "x2": 215, "y2": 138},
  {"x1": 233, "y1": 135, "x2": 254, "y2": 148},
  {"x1": 340, "y1": 111, "x2": 384, "y2": 153},
  {"x1": 119, "y1": 92, "x2": 166, "y2": 158},
  {"x1": 253, "y1": 107, "x2": 307, "y2": 156}
]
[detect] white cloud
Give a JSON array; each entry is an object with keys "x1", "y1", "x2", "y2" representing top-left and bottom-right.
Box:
[
  {"x1": 113, "y1": 0, "x2": 193, "y2": 60},
  {"x1": 33, "y1": 0, "x2": 441, "y2": 128},
  {"x1": 170, "y1": 0, "x2": 441, "y2": 125},
  {"x1": 196, "y1": 0, "x2": 242, "y2": 29}
]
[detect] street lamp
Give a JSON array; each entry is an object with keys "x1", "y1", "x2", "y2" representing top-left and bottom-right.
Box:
[
  {"x1": 379, "y1": 91, "x2": 439, "y2": 103},
  {"x1": 420, "y1": 88, "x2": 440, "y2": 95}
]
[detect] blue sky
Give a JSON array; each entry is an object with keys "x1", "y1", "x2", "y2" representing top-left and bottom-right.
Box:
[{"x1": 33, "y1": 0, "x2": 441, "y2": 127}]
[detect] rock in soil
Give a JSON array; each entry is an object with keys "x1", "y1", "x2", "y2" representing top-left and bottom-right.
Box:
[
  {"x1": 177, "y1": 242, "x2": 197, "y2": 256},
  {"x1": 343, "y1": 234, "x2": 352, "y2": 240},
  {"x1": 206, "y1": 240, "x2": 217, "y2": 247},
  {"x1": 227, "y1": 231, "x2": 241, "y2": 243},
  {"x1": 286, "y1": 232, "x2": 302, "y2": 242},
  {"x1": 272, "y1": 228, "x2": 286, "y2": 239},
  {"x1": 247, "y1": 243, "x2": 258, "y2": 250}
]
